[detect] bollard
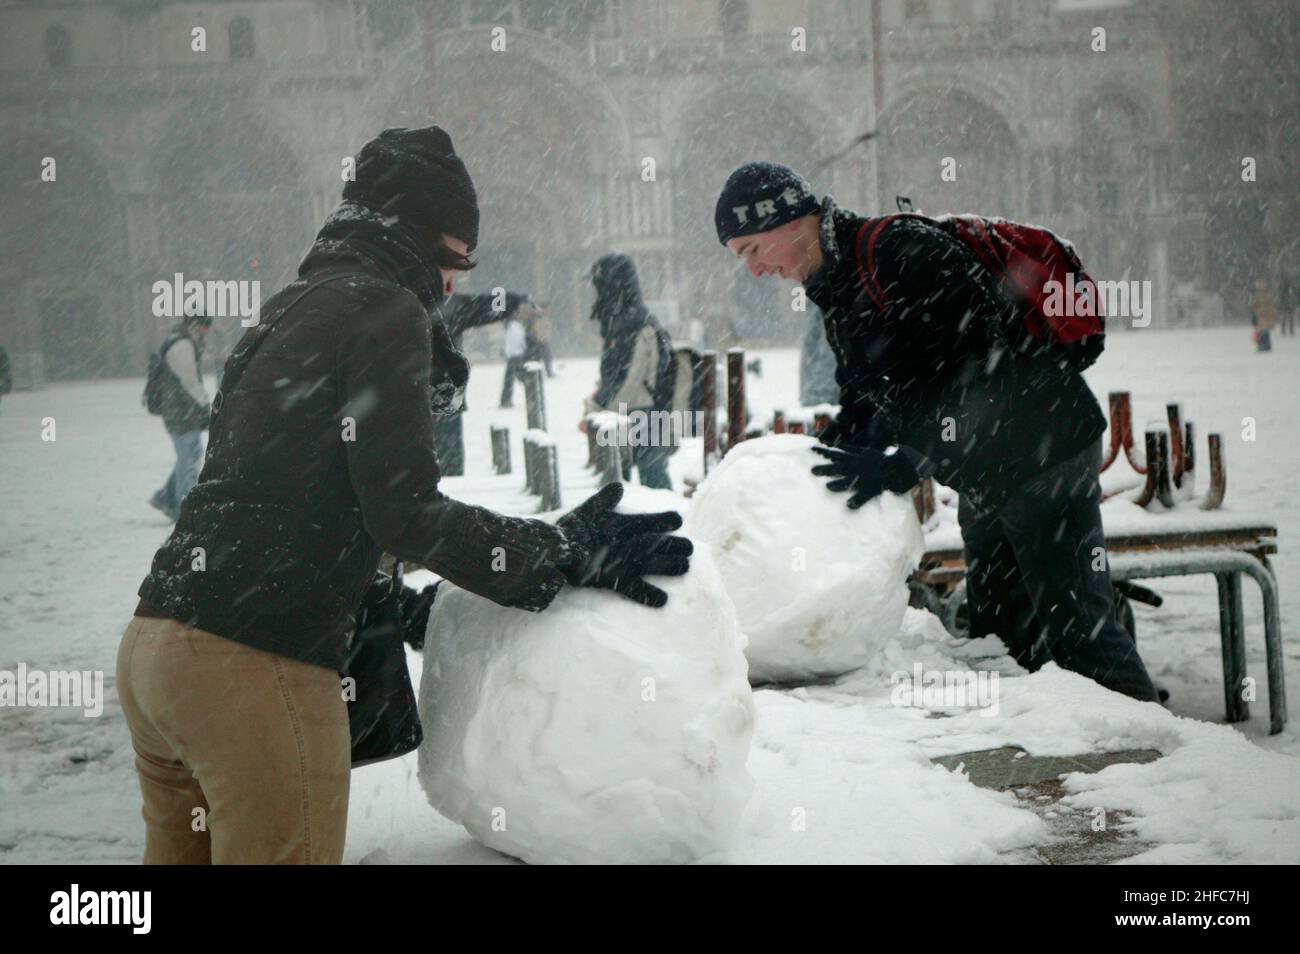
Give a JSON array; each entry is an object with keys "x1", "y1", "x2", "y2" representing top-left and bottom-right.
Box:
[
  {"x1": 523, "y1": 362, "x2": 547, "y2": 432},
  {"x1": 1156, "y1": 430, "x2": 1176, "y2": 507},
  {"x1": 1136, "y1": 430, "x2": 1174, "y2": 508},
  {"x1": 773, "y1": 409, "x2": 786, "y2": 434},
  {"x1": 1102, "y1": 391, "x2": 1143, "y2": 473},
  {"x1": 1167, "y1": 403, "x2": 1184, "y2": 485},
  {"x1": 1201, "y1": 433, "x2": 1226, "y2": 510},
  {"x1": 813, "y1": 411, "x2": 831, "y2": 437},
  {"x1": 541, "y1": 443, "x2": 562, "y2": 511},
  {"x1": 522, "y1": 434, "x2": 537, "y2": 494},
  {"x1": 700, "y1": 350, "x2": 719, "y2": 475},
  {"x1": 490, "y1": 425, "x2": 511, "y2": 475},
  {"x1": 600, "y1": 426, "x2": 623, "y2": 486},
  {"x1": 788, "y1": 421, "x2": 806, "y2": 435},
  {"x1": 726, "y1": 348, "x2": 746, "y2": 454}
]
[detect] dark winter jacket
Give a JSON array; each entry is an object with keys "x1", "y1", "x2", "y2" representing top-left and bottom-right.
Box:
[
  {"x1": 589, "y1": 253, "x2": 673, "y2": 412},
  {"x1": 137, "y1": 207, "x2": 575, "y2": 671},
  {"x1": 804, "y1": 197, "x2": 1106, "y2": 514},
  {"x1": 157, "y1": 326, "x2": 211, "y2": 435}
]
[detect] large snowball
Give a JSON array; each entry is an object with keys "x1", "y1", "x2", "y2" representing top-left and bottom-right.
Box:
[
  {"x1": 686, "y1": 434, "x2": 924, "y2": 683},
  {"x1": 417, "y1": 541, "x2": 755, "y2": 864}
]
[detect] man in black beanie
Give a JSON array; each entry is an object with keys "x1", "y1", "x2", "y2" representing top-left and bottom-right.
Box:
[
  {"x1": 117, "y1": 126, "x2": 692, "y2": 865},
  {"x1": 715, "y1": 160, "x2": 1162, "y2": 709}
]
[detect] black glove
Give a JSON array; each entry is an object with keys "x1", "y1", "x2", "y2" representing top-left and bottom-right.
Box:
[
  {"x1": 398, "y1": 582, "x2": 440, "y2": 651},
  {"x1": 810, "y1": 445, "x2": 918, "y2": 509},
  {"x1": 555, "y1": 482, "x2": 693, "y2": 608}
]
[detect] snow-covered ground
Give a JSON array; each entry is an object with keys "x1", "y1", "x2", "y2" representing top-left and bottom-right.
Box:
[{"x1": 1, "y1": 326, "x2": 1296, "y2": 863}]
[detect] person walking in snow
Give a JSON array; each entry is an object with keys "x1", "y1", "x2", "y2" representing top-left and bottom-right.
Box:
[
  {"x1": 714, "y1": 161, "x2": 1161, "y2": 705},
  {"x1": 437, "y1": 289, "x2": 537, "y2": 474},
  {"x1": 118, "y1": 126, "x2": 692, "y2": 866},
  {"x1": 498, "y1": 307, "x2": 529, "y2": 407},
  {"x1": 524, "y1": 303, "x2": 557, "y2": 377},
  {"x1": 148, "y1": 310, "x2": 212, "y2": 521},
  {"x1": 1249, "y1": 276, "x2": 1277, "y2": 353},
  {"x1": 585, "y1": 252, "x2": 677, "y2": 491}
]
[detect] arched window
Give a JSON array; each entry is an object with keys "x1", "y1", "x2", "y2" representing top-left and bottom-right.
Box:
[
  {"x1": 44, "y1": 25, "x2": 72, "y2": 69},
  {"x1": 229, "y1": 16, "x2": 255, "y2": 60}
]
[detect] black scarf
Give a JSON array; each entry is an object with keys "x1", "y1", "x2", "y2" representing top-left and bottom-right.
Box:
[{"x1": 299, "y1": 201, "x2": 468, "y2": 417}]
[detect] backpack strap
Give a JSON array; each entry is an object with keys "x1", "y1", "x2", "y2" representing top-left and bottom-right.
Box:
[
  {"x1": 853, "y1": 212, "x2": 926, "y2": 311},
  {"x1": 211, "y1": 273, "x2": 357, "y2": 419}
]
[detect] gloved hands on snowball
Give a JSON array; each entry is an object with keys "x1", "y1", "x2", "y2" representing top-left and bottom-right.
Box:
[
  {"x1": 555, "y1": 482, "x2": 692, "y2": 608},
  {"x1": 810, "y1": 440, "x2": 919, "y2": 510}
]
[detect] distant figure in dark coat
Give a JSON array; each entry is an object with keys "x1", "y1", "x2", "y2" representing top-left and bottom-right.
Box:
[{"x1": 585, "y1": 252, "x2": 675, "y2": 490}]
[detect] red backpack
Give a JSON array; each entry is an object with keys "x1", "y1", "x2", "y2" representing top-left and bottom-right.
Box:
[{"x1": 854, "y1": 212, "x2": 1105, "y2": 367}]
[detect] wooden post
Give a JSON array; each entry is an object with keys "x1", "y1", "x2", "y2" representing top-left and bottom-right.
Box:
[
  {"x1": 524, "y1": 363, "x2": 547, "y2": 432},
  {"x1": 1201, "y1": 433, "x2": 1226, "y2": 510},
  {"x1": 541, "y1": 443, "x2": 561, "y2": 511},
  {"x1": 773, "y1": 409, "x2": 786, "y2": 434},
  {"x1": 1135, "y1": 431, "x2": 1161, "y2": 507},
  {"x1": 788, "y1": 421, "x2": 806, "y2": 434},
  {"x1": 1156, "y1": 430, "x2": 1176, "y2": 508},
  {"x1": 490, "y1": 425, "x2": 511, "y2": 475},
  {"x1": 726, "y1": 348, "x2": 746, "y2": 454},
  {"x1": 1102, "y1": 392, "x2": 1127, "y2": 471},
  {"x1": 523, "y1": 434, "x2": 537, "y2": 494},
  {"x1": 600, "y1": 428, "x2": 623, "y2": 486},
  {"x1": 1183, "y1": 421, "x2": 1196, "y2": 481},
  {"x1": 1167, "y1": 403, "x2": 1184, "y2": 485},
  {"x1": 700, "y1": 350, "x2": 719, "y2": 475},
  {"x1": 813, "y1": 411, "x2": 831, "y2": 437}
]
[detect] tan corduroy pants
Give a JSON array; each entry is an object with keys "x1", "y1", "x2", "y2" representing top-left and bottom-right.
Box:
[{"x1": 116, "y1": 616, "x2": 350, "y2": 864}]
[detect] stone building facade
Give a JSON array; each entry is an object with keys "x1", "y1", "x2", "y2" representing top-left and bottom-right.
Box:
[{"x1": 1, "y1": 0, "x2": 1294, "y2": 385}]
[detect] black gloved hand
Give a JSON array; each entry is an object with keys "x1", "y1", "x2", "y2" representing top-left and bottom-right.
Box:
[
  {"x1": 398, "y1": 582, "x2": 440, "y2": 651},
  {"x1": 555, "y1": 482, "x2": 693, "y2": 608},
  {"x1": 810, "y1": 445, "x2": 919, "y2": 510}
]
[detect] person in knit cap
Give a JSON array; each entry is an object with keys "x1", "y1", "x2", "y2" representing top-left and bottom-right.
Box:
[
  {"x1": 716, "y1": 160, "x2": 1163, "y2": 708},
  {"x1": 118, "y1": 126, "x2": 692, "y2": 865}
]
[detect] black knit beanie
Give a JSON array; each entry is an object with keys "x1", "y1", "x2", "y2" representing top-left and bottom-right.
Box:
[
  {"x1": 343, "y1": 125, "x2": 479, "y2": 251},
  {"x1": 714, "y1": 161, "x2": 818, "y2": 245}
]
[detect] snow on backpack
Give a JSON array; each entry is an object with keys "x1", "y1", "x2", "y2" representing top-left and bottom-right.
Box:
[{"x1": 854, "y1": 212, "x2": 1106, "y2": 372}]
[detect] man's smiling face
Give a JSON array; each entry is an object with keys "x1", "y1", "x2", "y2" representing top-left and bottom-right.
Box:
[{"x1": 726, "y1": 215, "x2": 823, "y2": 283}]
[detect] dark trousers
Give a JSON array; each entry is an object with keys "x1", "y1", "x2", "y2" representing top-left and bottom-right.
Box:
[
  {"x1": 525, "y1": 340, "x2": 555, "y2": 376},
  {"x1": 500, "y1": 357, "x2": 527, "y2": 407},
  {"x1": 959, "y1": 437, "x2": 1160, "y2": 702}
]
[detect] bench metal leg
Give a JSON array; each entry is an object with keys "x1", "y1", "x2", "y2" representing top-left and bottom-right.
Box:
[
  {"x1": 1216, "y1": 572, "x2": 1249, "y2": 723},
  {"x1": 1251, "y1": 558, "x2": 1288, "y2": 735}
]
